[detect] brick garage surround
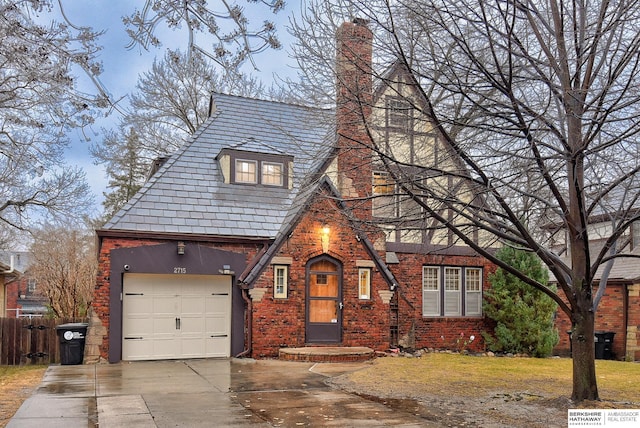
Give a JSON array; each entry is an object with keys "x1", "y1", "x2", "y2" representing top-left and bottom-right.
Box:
[
  {"x1": 94, "y1": 236, "x2": 260, "y2": 361},
  {"x1": 390, "y1": 253, "x2": 496, "y2": 353},
  {"x1": 249, "y1": 195, "x2": 392, "y2": 358}
]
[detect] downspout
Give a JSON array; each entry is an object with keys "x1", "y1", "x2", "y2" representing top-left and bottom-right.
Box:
[
  {"x1": 623, "y1": 283, "x2": 629, "y2": 360},
  {"x1": 235, "y1": 286, "x2": 252, "y2": 358},
  {"x1": 235, "y1": 242, "x2": 270, "y2": 358}
]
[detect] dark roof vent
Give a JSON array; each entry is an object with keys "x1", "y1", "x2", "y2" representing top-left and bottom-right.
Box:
[{"x1": 147, "y1": 156, "x2": 170, "y2": 181}]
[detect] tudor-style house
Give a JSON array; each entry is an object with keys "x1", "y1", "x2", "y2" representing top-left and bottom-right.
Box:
[{"x1": 92, "y1": 19, "x2": 496, "y2": 363}]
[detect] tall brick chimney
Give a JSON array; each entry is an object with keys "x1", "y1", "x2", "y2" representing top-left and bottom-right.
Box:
[{"x1": 335, "y1": 18, "x2": 373, "y2": 215}]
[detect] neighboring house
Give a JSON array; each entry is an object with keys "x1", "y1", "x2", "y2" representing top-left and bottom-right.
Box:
[
  {"x1": 1, "y1": 256, "x2": 19, "y2": 317},
  {"x1": 0, "y1": 252, "x2": 47, "y2": 318},
  {"x1": 93, "y1": 20, "x2": 496, "y2": 363},
  {"x1": 550, "y1": 208, "x2": 640, "y2": 361}
]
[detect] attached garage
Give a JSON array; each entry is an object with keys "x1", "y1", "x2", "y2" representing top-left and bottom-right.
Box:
[
  {"x1": 106, "y1": 243, "x2": 247, "y2": 363},
  {"x1": 122, "y1": 273, "x2": 231, "y2": 361}
]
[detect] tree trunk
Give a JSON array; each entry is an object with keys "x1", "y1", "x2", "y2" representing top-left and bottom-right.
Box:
[{"x1": 571, "y1": 301, "x2": 598, "y2": 401}]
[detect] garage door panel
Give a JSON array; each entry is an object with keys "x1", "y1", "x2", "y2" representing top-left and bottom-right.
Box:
[
  {"x1": 153, "y1": 295, "x2": 177, "y2": 314},
  {"x1": 122, "y1": 273, "x2": 231, "y2": 361},
  {"x1": 206, "y1": 337, "x2": 229, "y2": 357},
  {"x1": 181, "y1": 296, "x2": 205, "y2": 315}
]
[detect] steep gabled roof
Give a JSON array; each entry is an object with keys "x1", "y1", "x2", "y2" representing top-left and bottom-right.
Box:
[{"x1": 100, "y1": 93, "x2": 334, "y2": 239}]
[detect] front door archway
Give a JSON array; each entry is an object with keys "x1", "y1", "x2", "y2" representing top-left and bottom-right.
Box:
[{"x1": 305, "y1": 256, "x2": 342, "y2": 343}]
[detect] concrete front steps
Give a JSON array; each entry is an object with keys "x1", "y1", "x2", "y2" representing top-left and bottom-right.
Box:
[{"x1": 278, "y1": 346, "x2": 375, "y2": 363}]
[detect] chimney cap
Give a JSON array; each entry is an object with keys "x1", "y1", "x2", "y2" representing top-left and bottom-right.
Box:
[{"x1": 352, "y1": 17, "x2": 369, "y2": 26}]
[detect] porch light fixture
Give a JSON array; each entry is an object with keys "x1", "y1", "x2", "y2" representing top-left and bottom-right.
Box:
[
  {"x1": 177, "y1": 241, "x2": 185, "y2": 255},
  {"x1": 321, "y1": 224, "x2": 330, "y2": 253}
]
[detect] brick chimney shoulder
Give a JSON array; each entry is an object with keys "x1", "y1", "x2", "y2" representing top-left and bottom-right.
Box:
[{"x1": 336, "y1": 19, "x2": 374, "y2": 214}]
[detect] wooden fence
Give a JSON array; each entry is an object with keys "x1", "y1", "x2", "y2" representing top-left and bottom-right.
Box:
[{"x1": 0, "y1": 317, "x2": 87, "y2": 365}]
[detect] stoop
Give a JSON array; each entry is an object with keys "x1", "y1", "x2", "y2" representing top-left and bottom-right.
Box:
[{"x1": 278, "y1": 346, "x2": 375, "y2": 363}]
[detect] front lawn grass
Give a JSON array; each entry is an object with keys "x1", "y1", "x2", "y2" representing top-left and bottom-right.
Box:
[
  {"x1": 0, "y1": 365, "x2": 47, "y2": 426},
  {"x1": 346, "y1": 353, "x2": 639, "y2": 404}
]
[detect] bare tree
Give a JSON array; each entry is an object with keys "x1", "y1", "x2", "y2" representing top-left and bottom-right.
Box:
[
  {"x1": 29, "y1": 226, "x2": 97, "y2": 318},
  {"x1": 291, "y1": 1, "x2": 640, "y2": 401},
  {"x1": 0, "y1": 1, "x2": 100, "y2": 234},
  {"x1": 124, "y1": 49, "x2": 268, "y2": 156},
  {"x1": 123, "y1": 0, "x2": 285, "y2": 70}
]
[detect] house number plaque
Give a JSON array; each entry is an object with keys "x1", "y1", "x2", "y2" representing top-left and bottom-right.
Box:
[{"x1": 173, "y1": 267, "x2": 187, "y2": 274}]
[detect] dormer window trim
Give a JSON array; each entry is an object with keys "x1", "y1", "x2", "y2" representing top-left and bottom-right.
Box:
[{"x1": 218, "y1": 148, "x2": 293, "y2": 188}]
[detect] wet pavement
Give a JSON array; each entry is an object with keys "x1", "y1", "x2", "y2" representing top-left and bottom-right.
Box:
[{"x1": 8, "y1": 359, "x2": 440, "y2": 427}]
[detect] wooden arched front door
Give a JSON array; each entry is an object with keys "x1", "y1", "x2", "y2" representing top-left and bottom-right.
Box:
[{"x1": 305, "y1": 256, "x2": 342, "y2": 343}]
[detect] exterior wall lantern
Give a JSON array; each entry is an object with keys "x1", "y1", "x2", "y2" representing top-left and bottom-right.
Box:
[
  {"x1": 321, "y1": 224, "x2": 330, "y2": 253},
  {"x1": 177, "y1": 241, "x2": 185, "y2": 255}
]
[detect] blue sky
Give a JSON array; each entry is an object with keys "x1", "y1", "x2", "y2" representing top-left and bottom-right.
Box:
[{"x1": 45, "y1": 1, "x2": 300, "y2": 216}]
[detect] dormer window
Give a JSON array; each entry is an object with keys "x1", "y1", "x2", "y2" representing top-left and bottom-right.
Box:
[
  {"x1": 218, "y1": 148, "x2": 292, "y2": 188},
  {"x1": 235, "y1": 159, "x2": 258, "y2": 183},
  {"x1": 262, "y1": 162, "x2": 284, "y2": 186}
]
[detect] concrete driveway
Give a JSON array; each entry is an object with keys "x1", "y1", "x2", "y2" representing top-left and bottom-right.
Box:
[{"x1": 8, "y1": 359, "x2": 439, "y2": 427}]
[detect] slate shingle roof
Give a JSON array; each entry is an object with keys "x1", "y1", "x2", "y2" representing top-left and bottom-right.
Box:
[{"x1": 102, "y1": 93, "x2": 334, "y2": 239}]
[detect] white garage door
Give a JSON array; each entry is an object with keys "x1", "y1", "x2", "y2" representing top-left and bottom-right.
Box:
[{"x1": 122, "y1": 273, "x2": 231, "y2": 361}]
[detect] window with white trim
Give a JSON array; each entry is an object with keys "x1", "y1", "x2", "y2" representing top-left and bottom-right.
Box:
[
  {"x1": 235, "y1": 159, "x2": 257, "y2": 183},
  {"x1": 465, "y1": 268, "x2": 482, "y2": 316},
  {"x1": 358, "y1": 268, "x2": 371, "y2": 300},
  {"x1": 444, "y1": 267, "x2": 461, "y2": 316},
  {"x1": 27, "y1": 278, "x2": 37, "y2": 293},
  {"x1": 274, "y1": 265, "x2": 288, "y2": 299},
  {"x1": 422, "y1": 266, "x2": 483, "y2": 317},
  {"x1": 422, "y1": 266, "x2": 440, "y2": 316},
  {"x1": 262, "y1": 162, "x2": 284, "y2": 186}
]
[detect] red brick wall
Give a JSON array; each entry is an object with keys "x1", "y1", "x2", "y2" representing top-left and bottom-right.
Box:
[
  {"x1": 391, "y1": 252, "x2": 495, "y2": 353},
  {"x1": 4, "y1": 279, "x2": 21, "y2": 318},
  {"x1": 554, "y1": 283, "x2": 628, "y2": 360},
  {"x1": 250, "y1": 194, "x2": 392, "y2": 358},
  {"x1": 628, "y1": 287, "x2": 640, "y2": 360}
]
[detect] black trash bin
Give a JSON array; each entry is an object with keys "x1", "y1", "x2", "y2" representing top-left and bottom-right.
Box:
[
  {"x1": 56, "y1": 323, "x2": 88, "y2": 365},
  {"x1": 595, "y1": 331, "x2": 615, "y2": 360},
  {"x1": 567, "y1": 330, "x2": 616, "y2": 359}
]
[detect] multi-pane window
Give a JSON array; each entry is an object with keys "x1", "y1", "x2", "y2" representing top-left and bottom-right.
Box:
[
  {"x1": 465, "y1": 268, "x2": 482, "y2": 316},
  {"x1": 372, "y1": 171, "x2": 396, "y2": 218},
  {"x1": 274, "y1": 265, "x2": 288, "y2": 299},
  {"x1": 386, "y1": 98, "x2": 411, "y2": 130},
  {"x1": 358, "y1": 268, "x2": 371, "y2": 300},
  {"x1": 222, "y1": 149, "x2": 291, "y2": 188},
  {"x1": 27, "y1": 278, "x2": 37, "y2": 293},
  {"x1": 422, "y1": 266, "x2": 482, "y2": 317},
  {"x1": 422, "y1": 267, "x2": 440, "y2": 316},
  {"x1": 444, "y1": 267, "x2": 461, "y2": 316},
  {"x1": 632, "y1": 221, "x2": 640, "y2": 250},
  {"x1": 235, "y1": 159, "x2": 257, "y2": 183},
  {"x1": 262, "y1": 162, "x2": 284, "y2": 186}
]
